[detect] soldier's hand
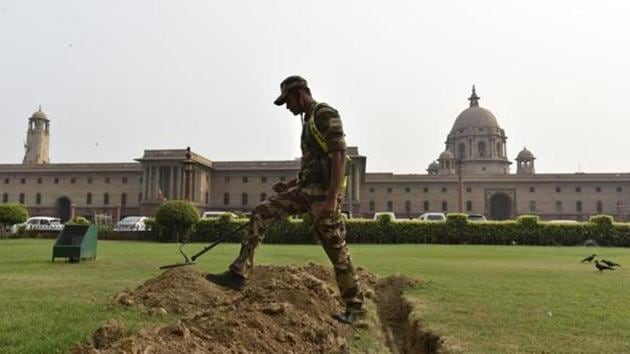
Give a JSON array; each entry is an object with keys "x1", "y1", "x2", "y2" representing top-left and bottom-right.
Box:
[{"x1": 272, "y1": 181, "x2": 288, "y2": 193}]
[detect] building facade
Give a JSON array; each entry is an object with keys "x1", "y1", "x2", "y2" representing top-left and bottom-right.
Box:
[{"x1": 2, "y1": 92, "x2": 628, "y2": 222}]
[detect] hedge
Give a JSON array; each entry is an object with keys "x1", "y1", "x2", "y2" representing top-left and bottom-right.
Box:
[
  {"x1": 7, "y1": 214, "x2": 630, "y2": 247},
  {"x1": 186, "y1": 214, "x2": 630, "y2": 247}
]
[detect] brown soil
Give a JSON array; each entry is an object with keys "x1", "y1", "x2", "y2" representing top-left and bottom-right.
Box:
[{"x1": 72, "y1": 263, "x2": 440, "y2": 354}]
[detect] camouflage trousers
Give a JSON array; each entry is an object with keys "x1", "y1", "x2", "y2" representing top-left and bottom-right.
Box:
[{"x1": 229, "y1": 186, "x2": 364, "y2": 311}]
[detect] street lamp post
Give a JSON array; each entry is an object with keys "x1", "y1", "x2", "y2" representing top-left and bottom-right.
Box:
[
  {"x1": 457, "y1": 158, "x2": 464, "y2": 213},
  {"x1": 183, "y1": 147, "x2": 193, "y2": 202}
]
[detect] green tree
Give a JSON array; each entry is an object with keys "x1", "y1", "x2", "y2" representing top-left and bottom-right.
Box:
[
  {"x1": 155, "y1": 200, "x2": 199, "y2": 242},
  {"x1": 0, "y1": 204, "x2": 29, "y2": 237}
]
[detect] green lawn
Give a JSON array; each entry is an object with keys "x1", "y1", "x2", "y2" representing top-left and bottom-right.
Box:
[{"x1": 1, "y1": 239, "x2": 629, "y2": 353}]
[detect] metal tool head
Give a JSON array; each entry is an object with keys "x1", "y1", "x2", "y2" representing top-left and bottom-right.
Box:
[{"x1": 158, "y1": 242, "x2": 196, "y2": 270}]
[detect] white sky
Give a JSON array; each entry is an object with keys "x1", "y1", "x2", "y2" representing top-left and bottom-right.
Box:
[{"x1": 1, "y1": 0, "x2": 629, "y2": 174}]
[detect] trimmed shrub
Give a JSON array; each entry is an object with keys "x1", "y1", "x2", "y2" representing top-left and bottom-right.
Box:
[
  {"x1": 0, "y1": 204, "x2": 28, "y2": 226},
  {"x1": 67, "y1": 216, "x2": 90, "y2": 225},
  {"x1": 155, "y1": 200, "x2": 200, "y2": 242},
  {"x1": 0, "y1": 204, "x2": 28, "y2": 238},
  {"x1": 589, "y1": 214, "x2": 614, "y2": 226}
]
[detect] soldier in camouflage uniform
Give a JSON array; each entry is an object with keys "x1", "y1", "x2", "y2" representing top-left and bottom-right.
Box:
[{"x1": 207, "y1": 76, "x2": 364, "y2": 324}]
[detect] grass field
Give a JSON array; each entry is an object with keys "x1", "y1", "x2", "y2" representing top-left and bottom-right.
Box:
[{"x1": 1, "y1": 239, "x2": 629, "y2": 353}]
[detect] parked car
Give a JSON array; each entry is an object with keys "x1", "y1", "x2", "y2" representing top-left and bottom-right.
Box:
[
  {"x1": 202, "y1": 211, "x2": 238, "y2": 219},
  {"x1": 467, "y1": 213, "x2": 488, "y2": 222},
  {"x1": 113, "y1": 216, "x2": 149, "y2": 231},
  {"x1": 373, "y1": 212, "x2": 396, "y2": 221},
  {"x1": 11, "y1": 216, "x2": 64, "y2": 234},
  {"x1": 417, "y1": 212, "x2": 446, "y2": 221}
]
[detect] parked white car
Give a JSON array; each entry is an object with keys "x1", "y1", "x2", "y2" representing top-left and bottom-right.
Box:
[
  {"x1": 373, "y1": 212, "x2": 397, "y2": 221},
  {"x1": 113, "y1": 216, "x2": 149, "y2": 231},
  {"x1": 418, "y1": 212, "x2": 446, "y2": 221},
  {"x1": 467, "y1": 213, "x2": 488, "y2": 222},
  {"x1": 11, "y1": 216, "x2": 64, "y2": 234}
]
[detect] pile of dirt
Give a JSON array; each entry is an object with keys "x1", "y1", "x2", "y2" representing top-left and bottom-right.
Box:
[{"x1": 74, "y1": 263, "x2": 439, "y2": 354}]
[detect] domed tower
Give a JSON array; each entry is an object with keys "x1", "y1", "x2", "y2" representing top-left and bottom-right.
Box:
[
  {"x1": 515, "y1": 147, "x2": 535, "y2": 175},
  {"x1": 438, "y1": 150, "x2": 456, "y2": 175},
  {"x1": 23, "y1": 106, "x2": 50, "y2": 165},
  {"x1": 427, "y1": 160, "x2": 439, "y2": 175},
  {"x1": 445, "y1": 86, "x2": 511, "y2": 175}
]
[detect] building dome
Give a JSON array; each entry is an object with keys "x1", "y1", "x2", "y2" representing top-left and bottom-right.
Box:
[
  {"x1": 30, "y1": 106, "x2": 48, "y2": 120},
  {"x1": 516, "y1": 147, "x2": 535, "y2": 160},
  {"x1": 451, "y1": 106, "x2": 499, "y2": 131},
  {"x1": 450, "y1": 86, "x2": 500, "y2": 133},
  {"x1": 428, "y1": 161, "x2": 439, "y2": 170},
  {"x1": 439, "y1": 150, "x2": 454, "y2": 160}
]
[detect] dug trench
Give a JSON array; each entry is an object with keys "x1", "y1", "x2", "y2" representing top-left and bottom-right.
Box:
[{"x1": 71, "y1": 264, "x2": 443, "y2": 354}]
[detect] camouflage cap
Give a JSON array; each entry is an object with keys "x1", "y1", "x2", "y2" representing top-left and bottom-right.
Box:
[{"x1": 274, "y1": 75, "x2": 308, "y2": 106}]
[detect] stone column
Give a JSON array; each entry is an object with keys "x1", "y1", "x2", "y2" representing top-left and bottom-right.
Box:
[
  {"x1": 179, "y1": 167, "x2": 185, "y2": 199},
  {"x1": 193, "y1": 169, "x2": 199, "y2": 202},
  {"x1": 353, "y1": 165, "x2": 360, "y2": 202},
  {"x1": 147, "y1": 166, "x2": 153, "y2": 201},
  {"x1": 154, "y1": 166, "x2": 161, "y2": 200},
  {"x1": 143, "y1": 166, "x2": 149, "y2": 201},
  {"x1": 169, "y1": 166, "x2": 175, "y2": 199}
]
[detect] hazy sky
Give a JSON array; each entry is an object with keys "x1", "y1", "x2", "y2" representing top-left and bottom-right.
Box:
[{"x1": 1, "y1": 1, "x2": 629, "y2": 174}]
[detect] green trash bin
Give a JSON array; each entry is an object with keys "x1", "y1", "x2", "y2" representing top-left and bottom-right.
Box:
[{"x1": 52, "y1": 224, "x2": 98, "y2": 263}]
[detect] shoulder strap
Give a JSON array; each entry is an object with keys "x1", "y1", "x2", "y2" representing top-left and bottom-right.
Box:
[{"x1": 308, "y1": 102, "x2": 329, "y2": 155}]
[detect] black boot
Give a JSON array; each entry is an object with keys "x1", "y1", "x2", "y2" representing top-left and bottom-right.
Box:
[{"x1": 206, "y1": 271, "x2": 247, "y2": 290}]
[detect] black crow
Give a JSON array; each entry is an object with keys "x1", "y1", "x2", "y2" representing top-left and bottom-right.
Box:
[
  {"x1": 581, "y1": 254, "x2": 596, "y2": 263},
  {"x1": 601, "y1": 259, "x2": 621, "y2": 268},
  {"x1": 595, "y1": 260, "x2": 615, "y2": 272}
]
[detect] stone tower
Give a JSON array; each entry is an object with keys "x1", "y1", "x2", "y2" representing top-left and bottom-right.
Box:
[
  {"x1": 443, "y1": 86, "x2": 511, "y2": 175},
  {"x1": 23, "y1": 106, "x2": 50, "y2": 165},
  {"x1": 515, "y1": 147, "x2": 536, "y2": 175}
]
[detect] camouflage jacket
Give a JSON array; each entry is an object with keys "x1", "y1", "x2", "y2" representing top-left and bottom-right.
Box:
[{"x1": 298, "y1": 102, "x2": 347, "y2": 188}]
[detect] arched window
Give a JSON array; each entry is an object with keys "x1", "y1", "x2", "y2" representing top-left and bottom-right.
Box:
[
  {"x1": 104, "y1": 193, "x2": 110, "y2": 206},
  {"x1": 2, "y1": 193, "x2": 7, "y2": 203},
  {"x1": 576, "y1": 201, "x2": 582, "y2": 212},
  {"x1": 497, "y1": 142, "x2": 502, "y2": 157},
  {"x1": 596, "y1": 201, "x2": 603, "y2": 213},
  {"x1": 466, "y1": 200, "x2": 472, "y2": 211},
  {"x1": 369, "y1": 200, "x2": 375, "y2": 211},
  {"x1": 260, "y1": 193, "x2": 267, "y2": 202},
  {"x1": 441, "y1": 201, "x2": 448, "y2": 211},
  {"x1": 423, "y1": 201, "x2": 429, "y2": 211},
  {"x1": 387, "y1": 201, "x2": 393, "y2": 212},
  {"x1": 223, "y1": 193, "x2": 230, "y2": 206},
  {"x1": 478, "y1": 141, "x2": 487, "y2": 157},
  {"x1": 138, "y1": 193, "x2": 142, "y2": 204},
  {"x1": 19, "y1": 193, "x2": 25, "y2": 204},
  {"x1": 86, "y1": 193, "x2": 92, "y2": 205},
  {"x1": 242, "y1": 193, "x2": 248, "y2": 206},
  {"x1": 121, "y1": 193, "x2": 127, "y2": 207},
  {"x1": 405, "y1": 200, "x2": 411, "y2": 213},
  {"x1": 36, "y1": 193, "x2": 42, "y2": 205},
  {"x1": 458, "y1": 143, "x2": 466, "y2": 159}
]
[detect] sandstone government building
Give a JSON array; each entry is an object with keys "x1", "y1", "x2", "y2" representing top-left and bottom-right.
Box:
[{"x1": 2, "y1": 87, "x2": 628, "y2": 222}]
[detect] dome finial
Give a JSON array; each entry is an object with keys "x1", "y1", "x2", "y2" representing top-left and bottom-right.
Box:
[
  {"x1": 38, "y1": 105, "x2": 42, "y2": 112},
  {"x1": 468, "y1": 85, "x2": 480, "y2": 107}
]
